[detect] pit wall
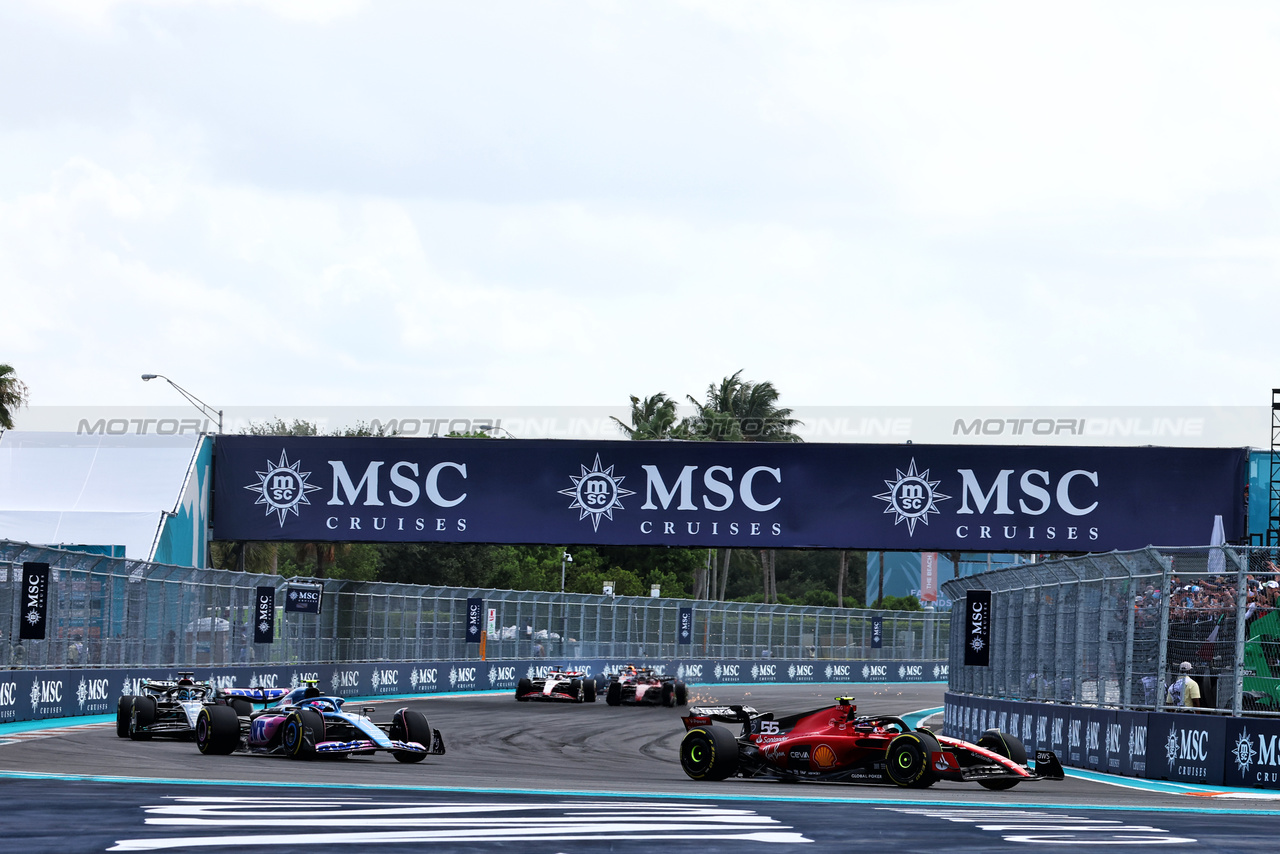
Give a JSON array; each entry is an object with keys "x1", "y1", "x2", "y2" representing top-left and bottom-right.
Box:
[
  {"x1": 1, "y1": 659, "x2": 948, "y2": 725},
  {"x1": 945, "y1": 692, "x2": 1280, "y2": 790}
]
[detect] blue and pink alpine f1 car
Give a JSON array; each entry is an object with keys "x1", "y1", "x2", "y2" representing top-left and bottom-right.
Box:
[{"x1": 194, "y1": 681, "x2": 444, "y2": 762}]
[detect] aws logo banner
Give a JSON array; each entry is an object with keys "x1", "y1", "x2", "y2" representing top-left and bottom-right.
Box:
[{"x1": 212, "y1": 436, "x2": 1247, "y2": 552}]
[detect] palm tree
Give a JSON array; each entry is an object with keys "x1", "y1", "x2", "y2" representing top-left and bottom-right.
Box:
[
  {"x1": 0, "y1": 364, "x2": 30, "y2": 430},
  {"x1": 686, "y1": 370, "x2": 802, "y2": 442},
  {"x1": 611, "y1": 393, "x2": 689, "y2": 440},
  {"x1": 684, "y1": 372, "x2": 802, "y2": 603}
]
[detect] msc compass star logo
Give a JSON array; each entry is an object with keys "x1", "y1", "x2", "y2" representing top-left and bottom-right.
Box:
[
  {"x1": 24, "y1": 609, "x2": 40, "y2": 626},
  {"x1": 1234, "y1": 727, "x2": 1257, "y2": 775},
  {"x1": 873, "y1": 458, "x2": 949, "y2": 535},
  {"x1": 1165, "y1": 724, "x2": 1180, "y2": 769},
  {"x1": 559, "y1": 454, "x2": 634, "y2": 531},
  {"x1": 970, "y1": 636, "x2": 986, "y2": 653},
  {"x1": 244, "y1": 451, "x2": 322, "y2": 527}
]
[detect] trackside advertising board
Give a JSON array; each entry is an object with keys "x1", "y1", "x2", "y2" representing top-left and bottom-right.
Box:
[
  {"x1": 212, "y1": 437, "x2": 1248, "y2": 551},
  {"x1": 0, "y1": 660, "x2": 942, "y2": 725},
  {"x1": 944, "y1": 695, "x2": 1278, "y2": 789}
]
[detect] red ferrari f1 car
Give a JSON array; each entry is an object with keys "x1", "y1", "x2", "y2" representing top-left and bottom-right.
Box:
[
  {"x1": 679, "y1": 697, "x2": 1063, "y2": 790},
  {"x1": 602, "y1": 665, "x2": 688, "y2": 707}
]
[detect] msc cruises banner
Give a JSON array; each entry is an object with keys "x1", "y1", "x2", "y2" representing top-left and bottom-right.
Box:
[
  {"x1": 1, "y1": 660, "x2": 945, "y2": 724},
  {"x1": 212, "y1": 436, "x2": 1248, "y2": 551}
]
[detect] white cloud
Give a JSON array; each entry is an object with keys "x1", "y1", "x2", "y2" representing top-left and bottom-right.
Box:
[
  {"x1": 24, "y1": 0, "x2": 366, "y2": 30},
  {"x1": 2, "y1": 1, "x2": 1278, "y2": 412}
]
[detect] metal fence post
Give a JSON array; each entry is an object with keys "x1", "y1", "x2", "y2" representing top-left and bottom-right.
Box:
[
  {"x1": 1154, "y1": 549, "x2": 1173, "y2": 713},
  {"x1": 1229, "y1": 547, "x2": 1250, "y2": 717}
]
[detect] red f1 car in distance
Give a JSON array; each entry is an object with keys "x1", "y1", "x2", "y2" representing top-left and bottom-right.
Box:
[
  {"x1": 515, "y1": 667, "x2": 597, "y2": 702},
  {"x1": 602, "y1": 665, "x2": 688, "y2": 707},
  {"x1": 679, "y1": 697, "x2": 1063, "y2": 790}
]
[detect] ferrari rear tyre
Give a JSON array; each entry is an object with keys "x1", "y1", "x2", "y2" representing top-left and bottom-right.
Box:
[
  {"x1": 389, "y1": 708, "x2": 431, "y2": 763},
  {"x1": 674, "y1": 682, "x2": 688, "y2": 706},
  {"x1": 116, "y1": 695, "x2": 134, "y2": 738},
  {"x1": 606, "y1": 680, "x2": 622, "y2": 706},
  {"x1": 128, "y1": 695, "x2": 156, "y2": 741},
  {"x1": 516, "y1": 678, "x2": 533, "y2": 701},
  {"x1": 885, "y1": 732, "x2": 937, "y2": 788},
  {"x1": 977, "y1": 729, "x2": 1027, "y2": 791},
  {"x1": 661, "y1": 682, "x2": 675, "y2": 707},
  {"x1": 195, "y1": 704, "x2": 240, "y2": 755},
  {"x1": 680, "y1": 725, "x2": 739, "y2": 781},
  {"x1": 584, "y1": 678, "x2": 597, "y2": 703},
  {"x1": 282, "y1": 708, "x2": 324, "y2": 759}
]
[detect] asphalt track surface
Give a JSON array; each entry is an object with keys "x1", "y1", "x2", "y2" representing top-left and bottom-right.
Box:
[{"x1": 4, "y1": 683, "x2": 1280, "y2": 852}]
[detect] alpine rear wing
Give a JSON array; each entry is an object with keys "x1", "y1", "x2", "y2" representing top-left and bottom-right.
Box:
[{"x1": 220, "y1": 687, "x2": 289, "y2": 704}]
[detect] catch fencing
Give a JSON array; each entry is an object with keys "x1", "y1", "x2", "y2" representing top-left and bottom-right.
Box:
[
  {"x1": 943, "y1": 546, "x2": 1280, "y2": 717},
  {"x1": 1, "y1": 541, "x2": 949, "y2": 669}
]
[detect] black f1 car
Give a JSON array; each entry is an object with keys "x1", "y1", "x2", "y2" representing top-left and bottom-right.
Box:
[
  {"x1": 116, "y1": 673, "x2": 250, "y2": 741},
  {"x1": 679, "y1": 697, "x2": 1064, "y2": 790},
  {"x1": 602, "y1": 665, "x2": 688, "y2": 707},
  {"x1": 515, "y1": 667, "x2": 597, "y2": 702}
]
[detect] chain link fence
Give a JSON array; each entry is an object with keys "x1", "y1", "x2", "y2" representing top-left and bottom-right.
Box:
[
  {"x1": 943, "y1": 546, "x2": 1280, "y2": 717},
  {"x1": 1, "y1": 541, "x2": 949, "y2": 669}
]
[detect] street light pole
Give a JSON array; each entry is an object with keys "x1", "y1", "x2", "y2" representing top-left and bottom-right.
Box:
[
  {"x1": 475, "y1": 423, "x2": 515, "y2": 438},
  {"x1": 561, "y1": 551, "x2": 572, "y2": 593},
  {"x1": 141, "y1": 374, "x2": 223, "y2": 434}
]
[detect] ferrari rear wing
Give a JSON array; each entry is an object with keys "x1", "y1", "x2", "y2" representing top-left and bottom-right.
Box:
[{"x1": 682, "y1": 705, "x2": 760, "y2": 730}]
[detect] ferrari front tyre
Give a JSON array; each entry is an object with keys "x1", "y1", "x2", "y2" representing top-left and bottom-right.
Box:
[
  {"x1": 516, "y1": 678, "x2": 533, "y2": 701},
  {"x1": 282, "y1": 708, "x2": 324, "y2": 759},
  {"x1": 675, "y1": 682, "x2": 688, "y2": 706},
  {"x1": 661, "y1": 682, "x2": 675, "y2": 707},
  {"x1": 389, "y1": 708, "x2": 431, "y2": 763},
  {"x1": 584, "y1": 678, "x2": 597, "y2": 703},
  {"x1": 116, "y1": 695, "x2": 134, "y2": 738},
  {"x1": 128, "y1": 695, "x2": 156, "y2": 741},
  {"x1": 977, "y1": 729, "x2": 1028, "y2": 791},
  {"x1": 195, "y1": 704, "x2": 240, "y2": 755},
  {"x1": 680, "y1": 725, "x2": 739, "y2": 781},
  {"x1": 885, "y1": 732, "x2": 937, "y2": 788},
  {"x1": 606, "y1": 681, "x2": 622, "y2": 706}
]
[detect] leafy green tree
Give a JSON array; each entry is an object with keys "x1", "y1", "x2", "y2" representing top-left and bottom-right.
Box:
[
  {"x1": 611, "y1": 393, "x2": 686, "y2": 439},
  {"x1": 243, "y1": 417, "x2": 320, "y2": 436},
  {"x1": 874, "y1": 594, "x2": 922, "y2": 611},
  {"x1": 0, "y1": 364, "x2": 30, "y2": 430},
  {"x1": 686, "y1": 370, "x2": 802, "y2": 443}
]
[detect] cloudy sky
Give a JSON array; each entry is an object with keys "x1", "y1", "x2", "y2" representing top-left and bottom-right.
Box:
[{"x1": 3, "y1": 0, "x2": 1278, "y2": 416}]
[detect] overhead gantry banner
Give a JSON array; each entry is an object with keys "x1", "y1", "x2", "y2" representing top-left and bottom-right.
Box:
[{"x1": 212, "y1": 436, "x2": 1248, "y2": 551}]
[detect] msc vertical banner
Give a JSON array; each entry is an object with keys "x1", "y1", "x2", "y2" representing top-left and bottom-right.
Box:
[
  {"x1": 963, "y1": 590, "x2": 992, "y2": 667},
  {"x1": 253, "y1": 586, "x2": 275, "y2": 644},
  {"x1": 678, "y1": 607, "x2": 693, "y2": 645},
  {"x1": 871, "y1": 616, "x2": 883, "y2": 649},
  {"x1": 466, "y1": 598, "x2": 483, "y2": 643},
  {"x1": 19, "y1": 562, "x2": 50, "y2": 641}
]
